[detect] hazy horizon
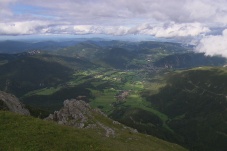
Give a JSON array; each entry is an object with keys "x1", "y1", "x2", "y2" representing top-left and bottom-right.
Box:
[{"x1": 1, "y1": 0, "x2": 227, "y2": 56}]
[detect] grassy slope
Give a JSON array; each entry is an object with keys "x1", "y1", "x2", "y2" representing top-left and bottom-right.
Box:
[
  {"x1": 147, "y1": 67, "x2": 227, "y2": 151},
  {"x1": 0, "y1": 53, "x2": 96, "y2": 97},
  {"x1": 0, "y1": 55, "x2": 73, "y2": 97},
  {"x1": 0, "y1": 111, "x2": 187, "y2": 151}
]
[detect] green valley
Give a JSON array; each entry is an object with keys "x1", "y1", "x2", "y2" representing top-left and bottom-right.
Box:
[{"x1": 0, "y1": 40, "x2": 227, "y2": 151}]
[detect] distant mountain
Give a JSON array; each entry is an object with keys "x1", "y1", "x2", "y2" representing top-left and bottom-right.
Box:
[
  {"x1": 55, "y1": 42, "x2": 138, "y2": 69},
  {"x1": 0, "y1": 54, "x2": 95, "y2": 97},
  {"x1": 54, "y1": 40, "x2": 190, "y2": 69},
  {"x1": 0, "y1": 39, "x2": 191, "y2": 55},
  {"x1": 0, "y1": 41, "x2": 31, "y2": 53},
  {"x1": 137, "y1": 41, "x2": 188, "y2": 53},
  {"x1": 27, "y1": 41, "x2": 79, "y2": 51},
  {"x1": 101, "y1": 47, "x2": 138, "y2": 69},
  {"x1": 0, "y1": 40, "x2": 79, "y2": 53},
  {"x1": 55, "y1": 42, "x2": 104, "y2": 59},
  {"x1": 146, "y1": 67, "x2": 227, "y2": 151},
  {"x1": 154, "y1": 52, "x2": 226, "y2": 69},
  {"x1": 91, "y1": 40, "x2": 189, "y2": 53}
]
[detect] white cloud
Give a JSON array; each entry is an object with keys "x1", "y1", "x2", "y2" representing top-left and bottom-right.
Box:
[
  {"x1": 3, "y1": 0, "x2": 227, "y2": 26},
  {"x1": 0, "y1": 21, "x2": 49, "y2": 35},
  {"x1": 71, "y1": 22, "x2": 210, "y2": 38},
  {"x1": 196, "y1": 29, "x2": 227, "y2": 58},
  {"x1": 59, "y1": 23, "x2": 210, "y2": 37},
  {"x1": 0, "y1": 21, "x2": 210, "y2": 38},
  {"x1": 0, "y1": 0, "x2": 226, "y2": 44},
  {"x1": 131, "y1": 22, "x2": 210, "y2": 38},
  {"x1": 73, "y1": 25, "x2": 129, "y2": 35},
  {"x1": 73, "y1": 25, "x2": 94, "y2": 35}
]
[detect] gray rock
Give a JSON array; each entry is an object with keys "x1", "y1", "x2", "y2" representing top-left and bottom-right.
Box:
[
  {"x1": 45, "y1": 99, "x2": 115, "y2": 137},
  {"x1": 0, "y1": 91, "x2": 30, "y2": 115},
  {"x1": 46, "y1": 99, "x2": 90, "y2": 127}
]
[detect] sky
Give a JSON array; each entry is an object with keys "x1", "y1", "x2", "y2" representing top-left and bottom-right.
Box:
[{"x1": 1, "y1": 0, "x2": 227, "y2": 57}]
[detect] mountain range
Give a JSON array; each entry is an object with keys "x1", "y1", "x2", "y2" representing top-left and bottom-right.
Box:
[{"x1": 0, "y1": 40, "x2": 226, "y2": 151}]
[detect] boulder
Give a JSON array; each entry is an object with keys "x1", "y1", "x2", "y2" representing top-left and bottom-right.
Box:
[
  {"x1": 0, "y1": 91, "x2": 30, "y2": 115},
  {"x1": 45, "y1": 99, "x2": 115, "y2": 137}
]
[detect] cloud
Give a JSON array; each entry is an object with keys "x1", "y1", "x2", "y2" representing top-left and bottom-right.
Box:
[
  {"x1": 0, "y1": 21, "x2": 50, "y2": 35},
  {"x1": 196, "y1": 29, "x2": 227, "y2": 58},
  {"x1": 0, "y1": 21, "x2": 210, "y2": 39},
  {"x1": 0, "y1": 0, "x2": 226, "y2": 46},
  {"x1": 73, "y1": 25, "x2": 130, "y2": 36},
  {"x1": 1, "y1": 0, "x2": 227, "y2": 26},
  {"x1": 1, "y1": 0, "x2": 227, "y2": 61},
  {"x1": 73, "y1": 22, "x2": 210, "y2": 37},
  {"x1": 184, "y1": 0, "x2": 227, "y2": 25},
  {"x1": 130, "y1": 22, "x2": 210, "y2": 38},
  {"x1": 0, "y1": 0, "x2": 16, "y2": 18},
  {"x1": 5, "y1": 0, "x2": 227, "y2": 26}
]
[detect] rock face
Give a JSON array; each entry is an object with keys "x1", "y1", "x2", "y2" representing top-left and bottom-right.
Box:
[
  {"x1": 0, "y1": 91, "x2": 30, "y2": 115},
  {"x1": 46, "y1": 99, "x2": 91, "y2": 128},
  {"x1": 45, "y1": 99, "x2": 115, "y2": 137}
]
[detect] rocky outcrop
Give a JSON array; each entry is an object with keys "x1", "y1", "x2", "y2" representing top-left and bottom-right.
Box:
[
  {"x1": 45, "y1": 99, "x2": 116, "y2": 137},
  {"x1": 0, "y1": 91, "x2": 30, "y2": 115}
]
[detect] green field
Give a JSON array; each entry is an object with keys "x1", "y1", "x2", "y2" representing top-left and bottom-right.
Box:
[
  {"x1": 0, "y1": 111, "x2": 187, "y2": 151},
  {"x1": 21, "y1": 66, "x2": 168, "y2": 121}
]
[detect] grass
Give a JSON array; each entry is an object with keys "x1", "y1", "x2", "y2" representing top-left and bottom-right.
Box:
[
  {"x1": 89, "y1": 89, "x2": 117, "y2": 113},
  {"x1": 0, "y1": 111, "x2": 187, "y2": 151},
  {"x1": 24, "y1": 87, "x2": 62, "y2": 97},
  {"x1": 145, "y1": 67, "x2": 227, "y2": 151},
  {"x1": 122, "y1": 81, "x2": 144, "y2": 90},
  {"x1": 124, "y1": 93, "x2": 173, "y2": 132}
]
